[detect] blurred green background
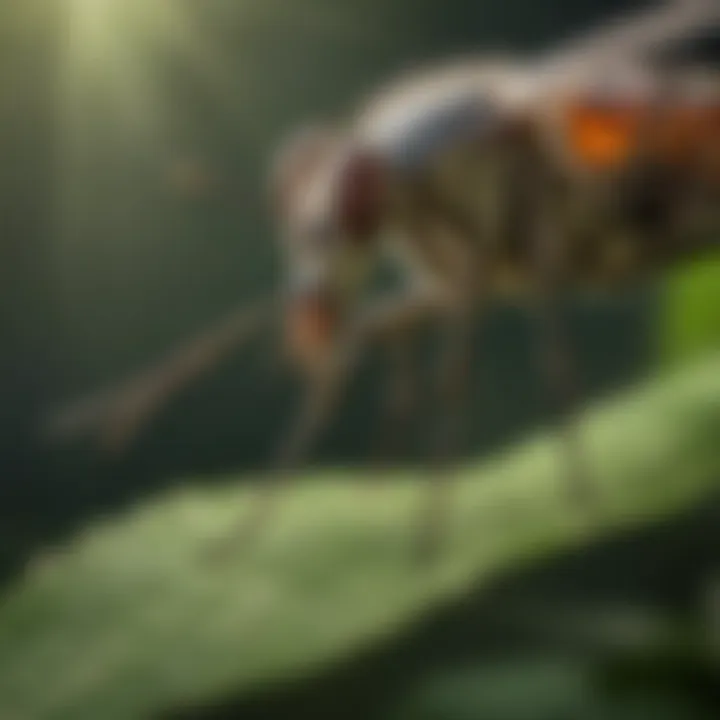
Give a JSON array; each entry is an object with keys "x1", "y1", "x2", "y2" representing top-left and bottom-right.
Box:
[{"x1": 0, "y1": 1, "x2": 718, "y2": 718}]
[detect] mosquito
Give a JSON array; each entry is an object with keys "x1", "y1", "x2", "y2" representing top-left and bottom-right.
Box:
[{"x1": 45, "y1": 0, "x2": 720, "y2": 559}]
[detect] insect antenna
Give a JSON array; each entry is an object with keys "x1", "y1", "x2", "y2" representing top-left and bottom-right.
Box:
[{"x1": 42, "y1": 298, "x2": 277, "y2": 455}]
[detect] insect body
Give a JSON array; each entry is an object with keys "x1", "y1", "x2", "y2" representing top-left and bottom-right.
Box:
[
  {"x1": 275, "y1": 58, "x2": 720, "y2": 370},
  {"x1": 46, "y1": 0, "x2": 720, "y2": 558},
  {"x1": 248, "y1": 45, "x2": 720, "y2": 554}
]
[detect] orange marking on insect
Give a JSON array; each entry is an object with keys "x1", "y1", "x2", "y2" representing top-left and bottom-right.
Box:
[
  {"x1": 285, "y1": 295, "x2": 338, "y2": 371},
  {"x1": 563, "y1": 102, "x2": 648, "y2": 170}
]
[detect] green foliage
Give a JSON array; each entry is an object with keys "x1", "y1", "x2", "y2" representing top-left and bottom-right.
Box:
[
  {"x1": 0, "y1": 351, "x2": 719, "y2": 720},
  {"x1": 662, "y1": 257, "x2": 720, "y2": 366},
  {"x1": 392, "y1": 658, "x2": 713, "y2": 720},
  {"x1": 393, "y1": 613, "x2": 720, "y2": 720}
]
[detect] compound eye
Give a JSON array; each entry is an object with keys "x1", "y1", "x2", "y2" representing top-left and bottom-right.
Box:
[{"x1": 333, "y1": 149, "x2": 386, "y2": 241}]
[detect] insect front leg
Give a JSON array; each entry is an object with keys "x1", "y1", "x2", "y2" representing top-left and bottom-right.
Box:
[
  {"x1": 210, "y1": 335, "x2": 363, "y2": 556},
  {"x1": 211, "y1": 288, "x2": 443, "y2": 557}
]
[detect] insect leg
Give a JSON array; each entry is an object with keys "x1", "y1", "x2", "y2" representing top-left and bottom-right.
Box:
[
  {"x1": 532, "y1": 192, "x2": 596, "y2": 509},
  {"x1": 414, "y1": 304, "x2": 476, "y2": 563},
  {"x1": 214, "y1": 289, "x2": 443, "y2": 556},
  {"x1": 358, "y1": 282, "x2": 467, "y2": 561},
  {"x1": 212, "y1": 335, "x2": 364, "y2": 555}
]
